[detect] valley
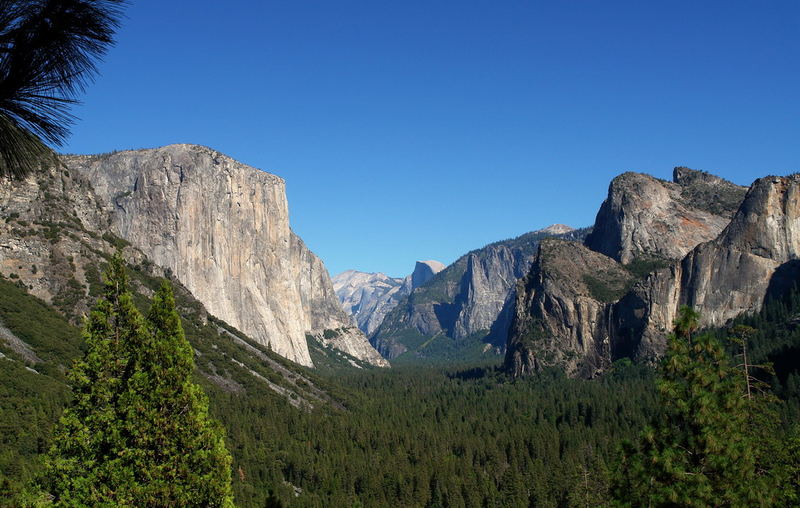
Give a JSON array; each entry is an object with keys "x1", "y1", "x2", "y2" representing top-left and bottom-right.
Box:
[
  {"x1": 1, "y1": 2, "x2": 797, "y2": 506},
  {"x1": 2, "y1": 148, "x2": 800, "y2": 506}
]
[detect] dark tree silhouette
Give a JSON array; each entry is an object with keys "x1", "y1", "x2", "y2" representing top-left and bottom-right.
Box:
[{"x1": 0, "y1": 0, "x2": 125, "y2": 178}]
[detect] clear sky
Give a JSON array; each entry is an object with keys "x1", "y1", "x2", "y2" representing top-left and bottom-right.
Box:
[{"x1": 61, "y1": 1, "x2": 800, "y2": 278}]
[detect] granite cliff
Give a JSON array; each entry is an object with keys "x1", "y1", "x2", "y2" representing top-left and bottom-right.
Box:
[
  {"x1": 504, "y1": 168, "x2": 796, "y2": 378},
  {"x1": 333, "y1": 260, "x2": 445, "y2": 336},
  {"x1": 372, "y1": 226, "x2": 587, "y2": 362},
  {"x1": 614, "y1": 174, "x2": 800, "y2": 363},
  {"x1": 585, "y1": 168, "x2": 746, "y2": 263},
  {"x1": 505, "y1": 239, "x2": 633, "y2": 377},
  {"x1": 333, "y1": 270, "x2": 408, "y2": 336},
  {"x1": 0, "y1": 144, "x2": 387, "y2": 368},
  {"x1": 411, "y1": 260, "x2": 446, "y2": 288}
]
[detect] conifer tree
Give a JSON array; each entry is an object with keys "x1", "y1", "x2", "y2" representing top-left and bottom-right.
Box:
[
  {"x1": 43, "y1": 254, "x2": 234, "y2": 507},
  {"x1": 613, "y1": 308, "x2": 786, "y2": 507}
]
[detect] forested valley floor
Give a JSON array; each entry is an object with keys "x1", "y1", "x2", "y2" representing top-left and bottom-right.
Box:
[{"x1": 2, "y1": 269, "x2": 800, "y2": 507}]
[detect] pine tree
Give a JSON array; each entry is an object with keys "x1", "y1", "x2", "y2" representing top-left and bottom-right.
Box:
[
  {"x1": 612, "y1": 309, "x2": 784, "y2": 507},
  {"x1": 0, "y1": 0, "x2": 126, "y2": 178},
  {"x1": 43, "y1": 254, "x2": 234, "y2": 506}
]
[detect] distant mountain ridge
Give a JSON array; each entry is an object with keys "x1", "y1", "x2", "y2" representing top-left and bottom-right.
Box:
[
  {"x1": 370, "y1": 225, "x2": 588, "y2": 363},
  {"x1": 333, "y1": 260, "x2": 446, "y2": 336}
]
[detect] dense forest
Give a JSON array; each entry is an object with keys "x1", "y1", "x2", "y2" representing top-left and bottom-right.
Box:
[{"x1": 3, "y1": 268, "x2": 800, "y2": 506}]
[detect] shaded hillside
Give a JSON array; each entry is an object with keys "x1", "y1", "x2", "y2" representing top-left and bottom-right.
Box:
[{"x1": 0, "y1": 257, "x2": 361, "y2": 504}]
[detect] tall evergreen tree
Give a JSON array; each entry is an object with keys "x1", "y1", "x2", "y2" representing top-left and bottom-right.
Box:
[
  {"x1": 612, "y1": 309, "x2": 788, "y2": 507},
  {"x1": 43, "y1": 254, "x2": 234, "y2": 507}
]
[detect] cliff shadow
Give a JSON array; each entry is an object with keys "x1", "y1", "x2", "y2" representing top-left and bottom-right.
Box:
[
  {"x1": 764, "y1": 260, "x2": 800, "y2": 306},
  {"x1": 484, "y1": 292, "x2": 515, "y2": 349},
  {"x1": 433, "y1": 301, "x2": 460, "y2": 336},
  {"x1": 609, "y1": 291, "x2": 649, "y2": 361}
]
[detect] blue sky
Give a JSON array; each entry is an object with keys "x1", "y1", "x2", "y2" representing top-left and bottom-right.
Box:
[{"x1": 62, "y1": 1, "x2": 800, "y2": 278}]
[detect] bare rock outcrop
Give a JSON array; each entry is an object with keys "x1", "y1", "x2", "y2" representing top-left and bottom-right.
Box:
[
  {"x1": 505, "y1": 239, "x2": 633, "y2": 378},
  {"x1": 506, "y1": 169, "x2": 799, "y2": 378},
  {"x1": 585, "y1": 168, "x2": 746, "y2": 264},
  {"x1": 410, "y1": 260, "x2": 445, "y2": 288},
  {"x1": 452, "y1": 247, "x2": 523, "y2": 340},
  {"x1": 62, "y1": 144, "x2": 386, "y2": 368},
  {"x1": 333, "y1": 270, "x2": 410, "y2": 336},
  {"x1": 619, "y1": 174, "x2": 800, "y2": 361},
  {"x1": 372, "y1": 226, "x2": 586, "y2": 361}
]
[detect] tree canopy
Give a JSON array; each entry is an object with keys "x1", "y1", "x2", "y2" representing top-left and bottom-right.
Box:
[
  {"x1": 0, "y1": 0, "x2": 125, "y2": 178},
  {"x1": 43, "y1": 254, "x2": 234, "y2": 507},
  {"x1": 613, "y1": 308, "x2": 798, "y2": 507}
]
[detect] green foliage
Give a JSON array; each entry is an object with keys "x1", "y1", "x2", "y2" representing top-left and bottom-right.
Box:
[
  {"x1": 613, "y1": 310, "x2": 797, "y2": 507},
  {"x1": 677, "y1": 170, "x2": 747, "y2": 217},
  {"x1": 673, "y1": 304, "x2": 700, "y2": 340},
  {"x1": 101, "y1": 232, "x2": 131, "y2": 251},
  {"x1": 0, "y1": 0, "x2": 126, "y2": 178},
  {"x1": 584, "y1": 257, "x2": 669, "y2": 303},
  {"x1": 306, "y1": 334, "x2": 374, "y2": 374},
  {"x1": 6, "y1": 251, "x2": 800, "y2": 506},
  {"x1": 391, "y1": 330, "x2": 497, "y2": 366},
  {"x1": 625, "y1": 256, "x2": 670, "y2": 279},
  {"x1": 583, "y1": 274, "x2": 627, "y2": 302},
  {"x1": 0, "y1": 277, "x2": 82, "y2": 366},
  {"x1": 211, "y1": 363, "x2": 656, "y2": 507},
  {"x1": 43, "y1": 255, "x2": 234, "y2": 507}
]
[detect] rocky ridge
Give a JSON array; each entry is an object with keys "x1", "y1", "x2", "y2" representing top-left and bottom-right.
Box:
[
  {"x1": 411, "y1": 260, "x2": 446, "y2": 288},
  {"x1": 584, "y1": 168, "x2": 746, "y2": 263},
  {"x1": 333, "y1": 270, "x2": 408, "y2": 336},
  {"x1": 333, "y1": 260, "x2": 446, "y2": 337},
  {"x1": 0, "y1": 144, "x2": 387, "y2": 368},
  {"x1": 504, "y1": 168, "x2": 792, "y2": 378},
  {"x1": 614, "y1": 174, "x2": 800, "y2": 363},
  {"x1": 372, "y1": 225, "x2": 587, "y2": 362}
]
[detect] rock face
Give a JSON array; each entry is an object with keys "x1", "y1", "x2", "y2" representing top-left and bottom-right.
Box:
[
  {"x1": 618, "y1": 174, "x2": 800, "y2": 361},
  {"x1": 333, "y1": 261, "x2": 445, "y2": 337},
  {"x1": 0, "y1": 156, "x2": 116, "y2": 322},
  {"x1": 505, "y1": 168, "x2": 799, "y2": 378},
  {"x1": 333, "y1": 270, "x2": 409, "y2": 336},
  {"x1": 451, "y1": 247, "x2": 525, "y2": 340},
  {"x1": 411, "y1": 260, "x2": 446, "y2": 288},
  {"x1": 505, "y1": 239, "x2": 634, "y2": 378},
  {"x1": 372, "y1": 226, "x2": 587, "y2": 361},
  {"x1": 585, "y1": 168, "x2": 746, "y2": 263},
  {"x1": 61, "y1": 144, "x2": 387, "y2": 368}
]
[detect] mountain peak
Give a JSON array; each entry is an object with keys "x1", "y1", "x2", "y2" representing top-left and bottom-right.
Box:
[
  {"x1": 538, "y1": 224, "x2": 574, "y2": 235},
  {"x1": 411, "y1": 260, "x2": 446, "y2": 289}
]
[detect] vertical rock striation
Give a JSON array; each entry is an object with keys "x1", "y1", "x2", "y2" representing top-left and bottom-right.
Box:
[
  {"x1": 505, "y1": 240, "x2": 632, "y2": 378},
  {"x1": 64, "y1": 144, "x2": 386, "y2": 368},
  {"x1": 621, "y1": 174, "x2": 800, "y2": 361},
  {"x1": 506, "y1": 167, "x2": 763, "y2": 377}
]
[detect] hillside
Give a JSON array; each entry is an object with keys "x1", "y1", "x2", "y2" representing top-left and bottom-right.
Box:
[{"x1": 0, "y1": 146, "x2": 386, "y2": 368}]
